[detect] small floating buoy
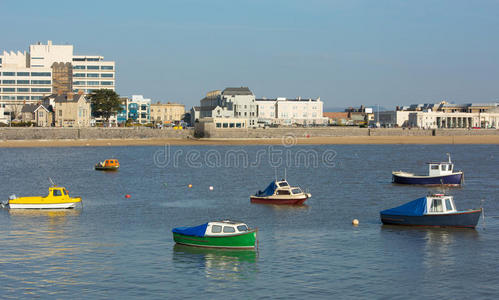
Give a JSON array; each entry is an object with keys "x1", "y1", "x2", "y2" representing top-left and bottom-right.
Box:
[
  {"x1": 163, "y1": 183, "x2": 167, "y2": 187},
  {"x1": 125, "y1": 194, "x2": 131, "y2": 199},
  {"x1": 188, "y1": 184, "x2": 192, "y2": 188},
  {"x1": 352, "y1": 219, "x2": 359, "y2": 226},
  {"x1": 209, "y1": 186, "x2": 214, "y2": 191}
]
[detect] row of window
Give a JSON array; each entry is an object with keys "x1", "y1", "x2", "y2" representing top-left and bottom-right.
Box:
[
  {"x1": 73, "y1": 65, "x2": 114, "y2": 70},
  {"x1": 1, "y1": 88, "x2": 51, "y2": 93},
  {"x1": 0, "y1": 72, "x2": 51, "y2": 77},
  {"x1": 216, "y1": 122, "x2": 245, "y2": 128},
  {"x1": 1, "y1": 80, "x2": 51, "y2": 85},
  {"x1": 1, "y1": 95, "x2": 44, "y2": 100},
  {"x1": 73, "y1": 58, "x2": 101, "y2": 62},
  {"x1": 73, "y1": 81, "x2": 114, "y2": 86},
  {"x1": 74, "y1": 73, "x2": 114, "y2": 78}
]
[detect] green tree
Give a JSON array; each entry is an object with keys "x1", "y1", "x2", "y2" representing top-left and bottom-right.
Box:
[{"x1": 90, "y1": 89, "x2": 123, "y2": 125}]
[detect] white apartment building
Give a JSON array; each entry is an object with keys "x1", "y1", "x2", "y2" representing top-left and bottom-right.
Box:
[
  {"x1": 256, "y1": 97, "x2": 327, "y2": 125},
  {"x1": 0, "y1": 40, "x2": 115, "y2": 113},
  {"x1": 199, "y1": 87, "x2": 258, "y2": 127},
  {"x1": 408, "y1": 111, "x2": 499, "y2": 129}
]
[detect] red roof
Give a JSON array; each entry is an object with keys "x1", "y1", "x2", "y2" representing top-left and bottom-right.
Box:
[{"x1": 323, "y1": 112, "x2": 349, "y2": 119}]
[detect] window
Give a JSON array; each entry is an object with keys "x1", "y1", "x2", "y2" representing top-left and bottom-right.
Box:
[
  {"x1": 279, "y1": 182, "x2": 289, "y2": 187},
  {"x1": 2, "y1": 72, "x2": 15, "y2": 76},
  {"x1": 53, "y1": 190, "x2": 62, "y2": 196},
  {"x1": 237, "y1": 225, "x2": 248, "y2": 232},
  {"x1": 291, "y1": 188, "x2": 302, "y2": 194},
  {"x1": 73, "y1": 81, "x2": 85, "y2": 86},
  {"x1": 101, "y1": 81, "x2": 113, "y2": 86},
  {"x1": 101, "y1": 73, "x2": 113, "y2": 78},
  {"x1": 16, "y1": 72, "x2": 29, "y2": 76},
  {"x1": 441, "y1": 165, "x2": 447, "y2": 171},
  {"x1": 223, "y1": 123, "x2": 228, "y2": 128},
  {"x1": 101, "y1": 66, "x2": 113, "y2": 70},
  {"x1": 229, "y1": 123, "x2": 235, "y2": 128},
  {"x1": 73, "y1": 65, "x2": 86, "y2": 69},
  {"x1": 87, "y1": 81, "x2": 99, "y2": 86},
  {"x1": 17, "y1": 88, "x2": 29, "y2": 92},
  {"x1": 31, "y1": 88, "x2": 51, "y2": 92},
  {"x1": 216, "y1": 123, "x2": 221, "y2": 128},
  {"x1": 17, "y1": 96, "x2": 29, "y2": 100},
  {"x1": 86, "y1": 58, "x2": 99, "y2": 61},
  {"x1": 31, "y1": 96, "x2": 42, "y2": 100},
  {"x1": 58, "y1": 110, "x2": 62, "y2": 116},
  {"x1": 17, "y1": 80, "x2": 29, "y2": 84},
  {"x1": 2, "y1": 96, "x2": 15, "y2": 100},
  {"x1": 87, "y1": 73, "x2": 99, "y2": 78},
  {"x1": 277, "y1": 190, "x2": 291, "y2": 195},
  {"x1": 31, "y1": 72, "x2": 51, "y2": 76},
  {"x1": 87, "y1": 66, "x2": 99, "y2": 70},
  {"x1": 431, "y1": 165, "x2": 439, "y2": 170},
  {"x1": 211, "y1": 225, "x2": 222, "y2": 233},
  {"x1": 31, "y1": 80, "x2": 51, "y2": 85},
  {"x1": 73, "y1": 58, "x2": 85, "y2": 62},
  {"x1": 445, "y1": 199, "x2": 453, "y2": 211},
  {"x1": 223, "y1": 226, "x2": 235, "y2": 233},
  {"x1": 74, "y1": 73, "x2": 86, "y2": 77},
  {"x1": 2, "y1": 80, "x2": 15, "y2": 84},
  {"x1": 63, "y1": 189, "x2": 68, "y2": 195},
  {"x1": 236, "y1": 123, "x2": 241, "y2": 128},
  {"x1": 430, "y1": 199, "x2": 443, "y2": 212},
  {"x1": 3, "y1": 88, "x2": 15, "y2": 92}
]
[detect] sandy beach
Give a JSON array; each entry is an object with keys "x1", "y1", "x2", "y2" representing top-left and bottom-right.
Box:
[{"x1": 1, "y1": 135, "x2": 499, "y2": 148}]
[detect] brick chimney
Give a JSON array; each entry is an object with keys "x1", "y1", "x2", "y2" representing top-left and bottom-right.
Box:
[
  {"x1": 57, "y1": 89, "x2": 62, "y2": 96},
  {"x1": 67, "y1": 92, "x2": 74, "y2": 100},
  {"x1": 77, "y1": 89, "x2": 84, "y2": 95}
]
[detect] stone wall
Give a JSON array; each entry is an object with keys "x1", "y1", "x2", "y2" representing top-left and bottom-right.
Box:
[
  {"x1": 0, "y1": 128, "x2": 193, "y2": 140},
  {"x1": 1, "y1": 127, "x2": 498, "y2": 141}
]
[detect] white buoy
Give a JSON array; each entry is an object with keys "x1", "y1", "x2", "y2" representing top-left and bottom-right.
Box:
[
  {"x1": 209, "y1": 186, "x2": 214, "y2": 191},
  {"x1": 352, "y1": 219, "x2": 359, "y2": 226}
]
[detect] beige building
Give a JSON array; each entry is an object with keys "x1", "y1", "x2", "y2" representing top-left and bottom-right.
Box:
[
  {"x1": 150, "y1": 102, "x2": 185, "y2": 124},
  {"x1": 52, "y1": 92, "x2": 91, "y2": 127},
  {"x1": 20, "y1": 103, "x2": 52, "y2": 126}
]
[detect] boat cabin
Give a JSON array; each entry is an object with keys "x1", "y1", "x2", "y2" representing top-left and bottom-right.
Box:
[
  {"x1": 47, "y1": 187, "x2": 70, "y2": 198},
  {"x1": 425, "y1": 194, "x2": 457, "y2": 214},
  {"x1": 427, "y1": 162, "x2": 454, "y2": 176},
  {"x1": 205, "y1": 220, "x2": 249, "y2": 236},
  {"x1": 103, "y1": 159, "x2": 119, "y2": 167},
  {"x1": 274, "y1": 180, "x2": 304, "y2": 195}
]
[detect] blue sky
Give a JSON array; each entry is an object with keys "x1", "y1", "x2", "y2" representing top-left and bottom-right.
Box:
[{"x1": 1, "y1": 0, "x2": 498, "y2": 110}]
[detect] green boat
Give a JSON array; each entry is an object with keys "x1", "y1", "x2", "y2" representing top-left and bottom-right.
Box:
[{"x1": 172, "y1": 220, "x2": 257, "y2": 249}]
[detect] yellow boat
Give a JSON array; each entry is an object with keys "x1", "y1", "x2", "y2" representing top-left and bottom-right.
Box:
[{"x1": 4, "y1": 186, "x2": 82, "y2": 209}]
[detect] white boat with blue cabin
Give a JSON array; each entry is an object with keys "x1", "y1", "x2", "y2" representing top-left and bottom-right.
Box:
[{"x1": 392, "y1": 154, "x2": 463, "y2": 186}]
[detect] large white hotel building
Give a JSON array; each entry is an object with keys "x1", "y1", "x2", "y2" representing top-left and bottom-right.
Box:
[{"x1": 0, "y1": 40, "x2": 115, "y2": 107}]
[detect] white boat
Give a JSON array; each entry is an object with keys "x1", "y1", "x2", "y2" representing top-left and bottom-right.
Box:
[{"x1": 250, "y1": 179, "x2": 311, "y2": 205}]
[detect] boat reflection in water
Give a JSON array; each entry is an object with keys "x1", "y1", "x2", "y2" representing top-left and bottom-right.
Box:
[{"x1": 173, "y1": 244, "x2": 258, "y2": 281}]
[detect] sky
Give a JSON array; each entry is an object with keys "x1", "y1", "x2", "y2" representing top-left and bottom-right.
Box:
[{"x1": 1, "y1": 0, "x2": 498, "y2": 110}]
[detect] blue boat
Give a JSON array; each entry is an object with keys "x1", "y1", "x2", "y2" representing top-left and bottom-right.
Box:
[
  {"x1": 380, "y1": 194, "x2": 482, "y2": 228},
  {"x1": 392, "y1": 154, "x2": 463, "y2": 186}
]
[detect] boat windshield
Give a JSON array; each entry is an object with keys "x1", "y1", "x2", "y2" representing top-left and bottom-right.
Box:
[
  {"x1": 430, "y1": 199, "x2": 443, "y2": 212},
  {"x1": 278, "y1": 182, "x2": 289, "y2": 187},
  {"x1": 237, "y1": 225, "x2": 248, "y2": 232},
  {"x1": 223, "y1": 226, "x2": 236, "y2": 233},
  {"x1": 291, "y1": 188, "x2": 302, "y2": 194},
  {"x1": 53, "y1": 189, "x2": 62, "y2": 196}
]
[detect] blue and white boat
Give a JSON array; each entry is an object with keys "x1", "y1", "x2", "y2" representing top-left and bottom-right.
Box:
[
  {"x1": 392, "y1": 154, "x2": 463, "y2": 186},
  {"x1": 380, "y1": 194, "x2": 481, "y2": 228}
]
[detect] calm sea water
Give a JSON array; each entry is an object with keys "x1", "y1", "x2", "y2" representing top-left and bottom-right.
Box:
[{"x1": 0, "y1": 144, "x2": 498, "y2": 299}]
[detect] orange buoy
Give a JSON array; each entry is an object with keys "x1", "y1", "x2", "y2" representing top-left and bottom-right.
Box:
[
  {"x1": 188, "y1": 184, "x2": 193, "y2": 188},
  {"x1": 125, "y1": 194, "x2": 131, "y2": 199}
]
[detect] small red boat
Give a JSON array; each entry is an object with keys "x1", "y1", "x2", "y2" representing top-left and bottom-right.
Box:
[{"x1": 250, "y1": 179, "x2": 311, "y2": 205}]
